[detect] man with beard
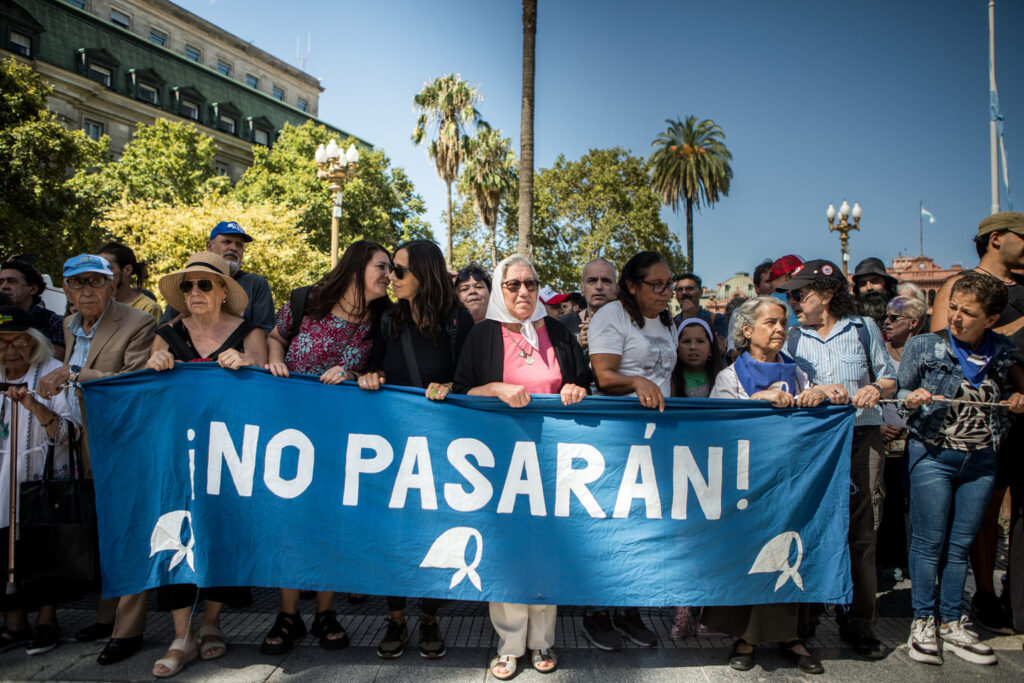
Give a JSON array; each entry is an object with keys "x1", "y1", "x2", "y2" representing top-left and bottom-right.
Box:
[
  {"x1": 454, "y1": 264, "x2": 491, "y2": 323},
  {"x1": 160, "y1": 221, "x2": 275, "y2": 332},
  {"x1": 852, "y1": 258, "x2": 899, "y2": 330},
  {"x1": 931, "y1": 212, "x2": 1024, "y2": 635},
  {"x1": 559, "y1": 258, "x2": 617, "y2": 354}
]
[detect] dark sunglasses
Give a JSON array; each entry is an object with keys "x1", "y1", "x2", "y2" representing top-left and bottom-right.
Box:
[
  {"x1": 179, "y1": 279, "x2": 214, "y2": 293},
  {"x1": 502, "y1": 278, "x2": 539, "y2": 293},
  {"x1": 884, "y1": 313, "x2": 910, "y2": 323},
  {"x1": 392, "y1": 265, "x2": 413, "y2": 280},
  {"x1": 786, "y1": 289, "x2": 806, "y2": 302},
  {"x1": 457, "y1": 269, "x2": 487, "y2": 282}
]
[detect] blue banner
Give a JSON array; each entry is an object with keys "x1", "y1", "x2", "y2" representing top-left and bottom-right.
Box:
[{"x1": 82, "y1": 364, "x2": 854, "y2": 606}]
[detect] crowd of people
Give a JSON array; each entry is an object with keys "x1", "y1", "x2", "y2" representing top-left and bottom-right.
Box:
[{"x1": 3, "y1": 212, "x2": 1024, "y2": 677}]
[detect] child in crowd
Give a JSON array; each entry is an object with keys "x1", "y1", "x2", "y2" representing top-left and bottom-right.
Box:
[{"x1": 671, "y1": 318, "x2": 722, "y2": 399}]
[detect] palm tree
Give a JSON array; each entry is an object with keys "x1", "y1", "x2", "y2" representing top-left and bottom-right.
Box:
[
  {"x1": 649, "y1": 116, "x2": 732, "y2": 270},
  {"x1": 518, "y1": 0, "x2": 537, "y2": 256},
  {"x1": 463, "y1": 127, "x2": 516, "y2": 266},
  {"x1": 412, "y1": 75, "x2": 485, "y2": 262}
]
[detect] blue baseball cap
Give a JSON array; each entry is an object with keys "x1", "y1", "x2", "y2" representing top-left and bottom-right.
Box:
[
  {"x1": 209, "y1": 221, "x2": 253, "y2": 243},
  {"x1": 63, "y1": 254, "x2": 114, "y2": 279}
]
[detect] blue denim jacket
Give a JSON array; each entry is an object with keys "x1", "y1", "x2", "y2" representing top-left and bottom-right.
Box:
[{"x1": 897, "y1": 331, "x2": 1019, "y2": 451}]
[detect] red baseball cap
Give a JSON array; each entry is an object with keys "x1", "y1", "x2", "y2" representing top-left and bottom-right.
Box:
[{"x1": 769, "y1": 255, "x2": 803, "y2": 281}]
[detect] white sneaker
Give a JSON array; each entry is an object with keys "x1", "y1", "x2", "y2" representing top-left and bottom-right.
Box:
[
  {"x1": 939, "y1": 616, "x2": 996, "y2": 665},
  {"x1": 907, "y1": 616, "x2": 942, "y2": 665}
]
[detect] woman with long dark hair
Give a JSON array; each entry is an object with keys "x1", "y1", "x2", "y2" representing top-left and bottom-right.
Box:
[
  {"x1": 261, "y1": 239, "x2": 392, "y2": 655},
  {"x1": 356, "y1": 239, "x2": 474, "y2": 659}
]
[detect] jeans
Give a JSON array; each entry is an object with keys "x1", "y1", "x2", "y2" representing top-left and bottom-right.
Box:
[{"x1": 908, "y1": 440, "x2": 997, "y2": 623}]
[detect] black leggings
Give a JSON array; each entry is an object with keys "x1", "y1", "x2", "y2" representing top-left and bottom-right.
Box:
[{"x1": 386, "y1": 596, "x2": 442, "y2": 616}]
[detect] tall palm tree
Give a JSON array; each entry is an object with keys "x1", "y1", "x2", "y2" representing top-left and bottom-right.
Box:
[
  {"x1": 463, "y1": 127, "x2": 516, "y2": 266},
  {"x1": 412, "y1": 74, "x2": 485, "y2": 262},
  {"x1": 518, "y1": 0, "x2": 537, "y2": 256},
  {"x1": 649, "y1": 116, "x2": 732, "y2": 270}
]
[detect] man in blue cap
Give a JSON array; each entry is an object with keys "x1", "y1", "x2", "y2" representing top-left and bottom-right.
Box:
[{"x1": 160, "y1": 221, "x2": 275, "y2": 332}]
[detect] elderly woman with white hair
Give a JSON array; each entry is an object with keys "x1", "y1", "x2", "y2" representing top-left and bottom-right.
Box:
[
  {"x1": 0, "y1": 306, "x2": 77, "y2": 656},
  {"x1": 452, "y1": 255, "x2": 590, "y2": 679},
  {"x1": 704, "y1": 296, "x2": 832, "y2": 674}
]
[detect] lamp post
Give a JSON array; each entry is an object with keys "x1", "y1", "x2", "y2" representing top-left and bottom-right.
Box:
[
  {"x1": 315, "y1": 139, "x2": 360, "y2": 269},
  {"x1": 826, "y1": 200, "x2": 862, "y2": 276}
]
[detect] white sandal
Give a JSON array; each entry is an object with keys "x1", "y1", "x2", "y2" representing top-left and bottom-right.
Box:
[
  {"x1": 531, "y1": 648, "x2": 558, "y2": 673},
  {"x1": 153, "y1": 637, "x2": 198, "y2": 678},
  {"x1": 489, "y1": 653, "x2": 518, "y2": 680},
  {"x1": 198, "y1": 624, "x2": 227, "y2": 660}
]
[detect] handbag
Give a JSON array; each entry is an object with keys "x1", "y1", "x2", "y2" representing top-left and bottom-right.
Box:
[{"x1": 17, "y1": 425, "x2": 100, "y2": 582}]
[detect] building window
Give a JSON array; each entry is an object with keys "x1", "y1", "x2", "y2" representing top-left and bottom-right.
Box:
[
  {"x1": 83, "y1": 119, "x2": 104, "y2": 141},
  {"x1": 246, "y1": 73, "x2": 259, "y2": 89},
  {"x1": 149, "y1": 28, "x2": 167, "y2": 47},
  {"x1": 272, "y1": 86, "x2": 284, "y2": 101},
  {"x1": 65, "y1": 0, "x2": 86, "y2": 8},
  {"x1": 180, "y1": 100, "x2": 200, "y2": 121},
  {"x1": 219, "y1": 116, "x2": 236, "y2": 134},
  {"x1": 184, "y1": 44, "x2": 201, "y2": 63},
  {"x1": 109, "y1": 8, "x2": 130, "y2": 30},
  {"x1": 214, "y1": 161, "x2": 230, "y2": 176},
  {"x1": 8, "y1": 30, "x2": 31, "y2": 56},
  {"x1": 87, "y1": 63, "x2": 112, "y2": 87},
  {"x1": 254, "y1": 128, "x2": 269, "y2": 146},
  {"x1": 216, "y1": 60, "x2": 231, "y2": 77},
  {"x1": 296, "y1": 98, "x2": 308, "y2": 112},
  {"x1": 137, "y1": 82, "x2": 159, "y2": 105}
]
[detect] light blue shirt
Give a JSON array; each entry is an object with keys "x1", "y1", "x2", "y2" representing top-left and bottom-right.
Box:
[
  {"x1": 786, "y1": 315, "x2": 895, "y2": 427},
  {"x1": 65, "y1": 301, "x2": 112, "y2": 425}
]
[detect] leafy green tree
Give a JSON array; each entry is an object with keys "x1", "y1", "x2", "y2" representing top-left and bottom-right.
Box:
[
  {"x1": 531, "y1": 148, "x2": 685, "y2": 290},
  {"x1": 649, "y1": 116, "x2": 733, "y2": 270},
  {"x1": 0, "y1": 57, "x2": 107, "y2": 276},
  {"x1": 412, "y1": 74, "x2": 486, "y2": 262},
  {"x1": 86, "y1": 118, "x2": 230, "y2": 207},
  {"x1": 235, "y1": 121, "x2": 430, "y2": 253},
  {"x1": 518, "y1": 0, "x2": 537, "y2": 256},
  {"x1": 460, "y1": 127, "x2": 517, "y2": 267}
]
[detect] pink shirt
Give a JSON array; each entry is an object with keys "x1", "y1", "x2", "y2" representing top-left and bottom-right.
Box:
[{"x1": 501, "y1": 324, "x2": 562, "y2": 394}]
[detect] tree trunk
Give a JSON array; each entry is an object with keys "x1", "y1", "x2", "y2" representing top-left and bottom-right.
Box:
[
  {"x1": 517, "y1": 0, "x2": 537, "y2": 257},
  {"x1": 685, "y1": 198, "x2": 694, "y2": 271},
  {"x1": 446, "y1": 180, "x2": 454, "y2": 264},
  {"x1": 488, "y1": 220, "x2": 497, "y2": 269}
]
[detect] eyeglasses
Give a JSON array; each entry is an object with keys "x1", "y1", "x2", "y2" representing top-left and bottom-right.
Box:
[
  {"x1": 457, "y1": 269, "x2": 487, "y2": 282},
  {"x1": 0, "y1": 337, "x2": 30, "y2": 351},
  {"x1": 65, "y1": 275, "x2": 109, "y2": 290},
  {"x1": 392, "y1": 264, "x2": 413, "y2": 280},
  {"x1": 642, "y1": 280, "x2": 673, "y2": 294},
  {"x1": 502, "y1": 279, "x2": 539, "y2": 293},
  {"x1": 786, "y1": 289, "x2": 809, "y2": 302},
  {"x1": 884, "y1": 313, "x2": 910, "y2": 323},
  {"x1": 179, "y1": 279, "x2": 214, "y2": 293}
]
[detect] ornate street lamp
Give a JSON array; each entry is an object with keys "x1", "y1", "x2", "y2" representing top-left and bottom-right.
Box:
[
  {"x1": 826, "y1": 200, "x2": 862, "y2": 276},
  {"x1": 315, "y1": 139, "x2": 360, "y2": 268}
]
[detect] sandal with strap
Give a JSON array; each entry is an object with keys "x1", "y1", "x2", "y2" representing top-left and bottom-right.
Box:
[
  {"x1": 531, "y1": 648, "x2": 558, "y2": 673},
  {"x1": 260, "y1": 611, "x2": 307, "y2": 655},
  {"x1": 311, "y1": 610, "x2": 349, "y2": 650},
  {"x1": 198, "y1": 624, "x2": 227, "y2": 660},
  {"x1": 153, "y1": 637, "x2": 198, "y2": 678},
  {"x1": 489, "y1": 654, "x2": 518, "y2": 680}
]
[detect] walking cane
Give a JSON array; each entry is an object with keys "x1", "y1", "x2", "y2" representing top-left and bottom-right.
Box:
[{"x1": 6, "y1": 391, "x2": 18, "y2": 595}]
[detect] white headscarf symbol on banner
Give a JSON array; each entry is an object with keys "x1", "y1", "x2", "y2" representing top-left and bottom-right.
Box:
[{"x1": 485, "y1": 255, "x2": 546, "y2": 351}]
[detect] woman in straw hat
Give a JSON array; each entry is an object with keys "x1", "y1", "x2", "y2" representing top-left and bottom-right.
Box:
[{"x1": 145, "y1": 252, "x2": 266, "y2": 678}]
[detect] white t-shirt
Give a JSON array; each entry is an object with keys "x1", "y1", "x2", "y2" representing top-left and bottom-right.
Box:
[{"x1": 588, "y1": 301, "x2": 676, "y2": 396}]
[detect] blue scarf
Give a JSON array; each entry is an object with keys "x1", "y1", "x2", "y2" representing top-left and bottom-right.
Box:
[
  {"x1": 948, "y1": 327, "x2": 996, "y2": 388},
  {"x1": 733, "y1": 351, "x2": 800, "y2": 397}
]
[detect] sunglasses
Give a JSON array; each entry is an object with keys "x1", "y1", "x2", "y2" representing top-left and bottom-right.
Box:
[
  {"x1": 392, "y1": 264, "x2": 413, "y2": 280},
  {"x1": 457, "y1": 269, "x2": 487, "y2": 282},
  {"x1": 884, "y1": 313, "x2": 910, "y2": 323},
  {"x1": 786, "y1": 289, "x2": 808, "y2": 302},
  {"x1": 502, "y1": 279, "x2": 539, "y2": 293},
  {"x1": 65, "y1": 275, "x2": 109, "y2": 290},
  {"x1": 179, "y1": 279, "x2": 215, "y2": 293}
]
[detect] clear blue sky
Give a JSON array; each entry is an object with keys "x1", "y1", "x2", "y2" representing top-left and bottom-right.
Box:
[{"x1": 180, "y1": 0, "x2": 1024, "y2": 288}]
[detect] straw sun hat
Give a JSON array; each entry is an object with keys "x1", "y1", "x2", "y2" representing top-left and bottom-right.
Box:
[{"x1": 158, "y1": 252, "x2": 248, "y2": 316}]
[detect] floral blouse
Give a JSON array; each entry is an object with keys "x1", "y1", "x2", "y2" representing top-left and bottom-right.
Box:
[{"x1": 276, "y1": 301, "x2": 374, "y2": 376}]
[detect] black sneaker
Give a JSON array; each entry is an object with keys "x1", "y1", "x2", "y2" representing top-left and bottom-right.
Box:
[
  {"x1": 377, "y1": 619, "x2": 408, "y2": 659},
  {"x1": 971, "y1": 591, "x2": 1014, "y2": 635},
  {"x1": 26, "y1": 623, "x2": 60, "y2": 656},
  {"x1": 418, "y1": 618, "x2": 446, "y2": 659},
  {"x1": 612, "y1": 607, "x2": 657, "y2": 647},
  {"x1": 581, "y1": 610, "x2": 622, "y2": 651},
  {"x1": 838, "y1": 623, "x2": 886, "y2": 660},
  {"x1": 0, "y1": 627, "x2": 32, "y2": 654}
]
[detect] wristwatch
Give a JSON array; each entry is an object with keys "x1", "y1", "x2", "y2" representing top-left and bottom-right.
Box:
[{"x1": 870, "y1": 382, "x2": 883, "y2": 395}]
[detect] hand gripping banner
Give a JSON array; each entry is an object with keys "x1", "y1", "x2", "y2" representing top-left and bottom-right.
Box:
[{"x1": 82, "y1": 364, "x2": 854, "y2": 606}]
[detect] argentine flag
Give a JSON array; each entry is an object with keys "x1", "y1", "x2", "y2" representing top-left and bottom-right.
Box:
[{"x1": 921, "y1": 207, "x2": 936, "y2": 223}]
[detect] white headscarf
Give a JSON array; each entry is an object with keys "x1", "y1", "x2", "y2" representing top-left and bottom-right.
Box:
[{"x1": 485, "y1": 255, "x2": 546, "y2": 350}]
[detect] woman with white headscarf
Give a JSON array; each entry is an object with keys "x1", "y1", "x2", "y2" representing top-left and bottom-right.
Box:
[{"x1": 451, "y1": 255, "x2": 590, "y2": 679}]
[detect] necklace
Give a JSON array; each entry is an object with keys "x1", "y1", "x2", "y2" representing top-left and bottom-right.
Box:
[
  {"x1": 503, "y1": 324, "x2": 535, "y2": 365},
  {"x1": 976, "y1": 266, "x2": 1014, "y2": 284},
  {"x1": 335, "y1": 298, "x2": 362, "y2": 319}
]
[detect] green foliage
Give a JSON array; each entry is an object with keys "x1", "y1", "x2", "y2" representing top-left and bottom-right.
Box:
[
  {"x1": 99, "y1": 196, "x2": 327, "y2": 308},
  {"x1": 85, "y1": 118, "x2": 230, "y2": 207},
  {"x1": 530, "y1": 148, "x2": 686, "y2": 290},
  {"x1": 235, "y1": 121, "x2": 430, "y2": 253},
  {"x1": 0, "y1": 57, "x2": 108, "y2": 276},
  {"x1": 649, "y1": 116, "x2": 733, "y2": 267},
  {"x1": 460, "y1": 127, "x2": 516, "y2": 266}
]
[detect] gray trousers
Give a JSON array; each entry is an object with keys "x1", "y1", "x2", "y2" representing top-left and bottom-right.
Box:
[{"x1": 848, "y1": 426, "x2": 885, "y2": 627}]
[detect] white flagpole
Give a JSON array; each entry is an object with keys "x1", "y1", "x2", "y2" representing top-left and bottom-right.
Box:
[
  {"x1": 990, "y1": 1, "x2": 1000, "y2": 214},
  {"x1": 920, "y1": 200, "x2": 924, "y2": 256}
]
